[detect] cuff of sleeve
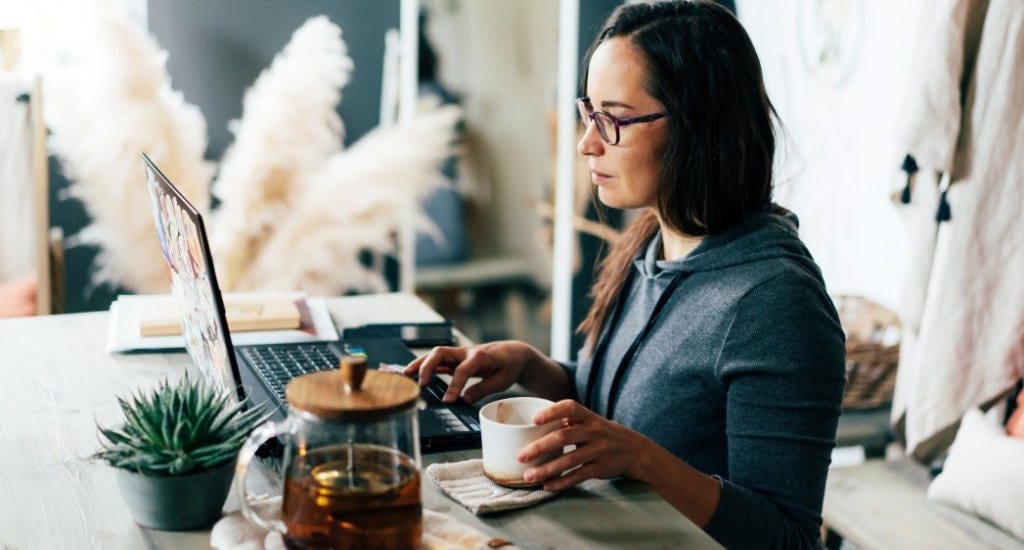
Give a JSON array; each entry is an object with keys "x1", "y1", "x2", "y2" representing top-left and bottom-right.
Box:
[
  {"x1": 704, "y1": 478, "x2": 821, "y2": 550},
  {"x1": 703, "y1": 476, "x2": 737, "y2": 539},
  {"x1": 558, "y1": 361, "x2": 578, "y2": 400}
]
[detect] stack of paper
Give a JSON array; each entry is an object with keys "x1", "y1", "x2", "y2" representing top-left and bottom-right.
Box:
[
  {"x1": 107, "y1": 292, "x2": 338, "y2": 353},
  {"x1": 136, "y1": 296, "x2": 302, "y2": 336}
]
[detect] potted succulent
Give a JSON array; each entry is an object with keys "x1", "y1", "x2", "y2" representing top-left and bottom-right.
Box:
[{"x1": 93, "y1": 373, "x2": 268, "y2": 530}]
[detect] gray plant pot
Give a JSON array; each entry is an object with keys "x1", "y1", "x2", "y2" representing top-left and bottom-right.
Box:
[{"x1": 114, "y1": 460, "x2": 235, "y2": 530}]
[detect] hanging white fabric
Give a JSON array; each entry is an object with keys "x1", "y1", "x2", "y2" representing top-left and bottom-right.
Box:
[
  {"x1": 0, "y1": 73, "x2": 37, "y2": 282},
  {"x1": 892, "y1": 0, "x2": 1024, "y2": 461}
]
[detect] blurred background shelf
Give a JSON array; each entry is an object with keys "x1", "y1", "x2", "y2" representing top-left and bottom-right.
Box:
[{"x1": 415, "y1": 255, "x2": 544, "y2": 346}]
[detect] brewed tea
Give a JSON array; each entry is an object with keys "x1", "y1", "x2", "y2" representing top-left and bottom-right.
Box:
[{"x1": 282, "y1": 444, "x2": 421, "y2": 550}]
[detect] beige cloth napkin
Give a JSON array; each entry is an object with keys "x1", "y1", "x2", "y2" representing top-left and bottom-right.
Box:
[
  {"x1": 210, "y1": 495, "x2": 516, "y2": 550},
  {"x1": 426, "y1": 459, "x2": 557, "y2": 515}
]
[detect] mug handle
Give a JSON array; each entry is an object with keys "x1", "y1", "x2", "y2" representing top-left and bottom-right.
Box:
[{"x1": 235, "y1": 420, "x2": 291, "y2": 533}]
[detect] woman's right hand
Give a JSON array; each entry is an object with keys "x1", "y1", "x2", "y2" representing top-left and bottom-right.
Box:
[{"x1": 403, "y1": 341, "x2": 542, "y2": 404}]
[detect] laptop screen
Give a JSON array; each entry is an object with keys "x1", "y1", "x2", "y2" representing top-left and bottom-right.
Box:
[{"x1": 142, "y1": 154, "x2": 243, "y2": 401}]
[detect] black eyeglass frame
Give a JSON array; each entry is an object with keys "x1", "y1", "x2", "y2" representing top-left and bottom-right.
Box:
[{"x1": 576, "y1": 97, "x2": 668, "y2": 145}]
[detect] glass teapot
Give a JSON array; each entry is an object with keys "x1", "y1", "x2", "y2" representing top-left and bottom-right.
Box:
[{"x1": 236, "y1": 355, "x2": 422, "y2": 549}]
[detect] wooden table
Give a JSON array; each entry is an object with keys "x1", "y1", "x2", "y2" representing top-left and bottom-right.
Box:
[
  {"x1": 0, "y1": 293, "x2": 718, "y2": 549},
  {"x1": 823, "y1": 458, "x2": 1024, "y2": 549}
]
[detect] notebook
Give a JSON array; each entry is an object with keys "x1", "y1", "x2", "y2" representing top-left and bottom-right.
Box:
[{"x1": 141, "y1": 153, "x2": 480, "y2": 451}]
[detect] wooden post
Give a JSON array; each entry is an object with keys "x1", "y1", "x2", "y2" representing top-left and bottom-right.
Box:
[{"x1": 31, "y1": 74, "x2": 52, "y2": 315}]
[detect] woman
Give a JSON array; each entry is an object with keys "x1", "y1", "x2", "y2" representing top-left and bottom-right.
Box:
[{"x1": 406, "y1": 1, "x2": 845, "y2": 548}]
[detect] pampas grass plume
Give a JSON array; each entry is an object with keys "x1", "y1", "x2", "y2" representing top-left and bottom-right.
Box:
[
  {"x1": 49, "y1": 13, "x2": 458, "y2": 299},
  {"x1": 234, "y1": 105, "x2": 461, "y2": 294},
  {"x1": 47, "y1": 11, "x2": 213, "y2": 293},
  {"x1": 211, "y1": 16, "x2": 353, "y2": 290}
]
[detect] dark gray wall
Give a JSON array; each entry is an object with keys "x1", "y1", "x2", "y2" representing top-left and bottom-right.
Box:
[
  {"x1": 148, "y1": 0, "x2": 400, "y2": 158},
  {"x1": 55, "y1": 1, "x2": 399, "y2": 312},
  {"x1": 49, "y1": 159, "x2": 118, "y2": 312}
]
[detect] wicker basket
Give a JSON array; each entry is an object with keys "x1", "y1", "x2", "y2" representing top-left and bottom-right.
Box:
[{"x1": 833, "y1": 295, "x2": 901, "y2": 410}]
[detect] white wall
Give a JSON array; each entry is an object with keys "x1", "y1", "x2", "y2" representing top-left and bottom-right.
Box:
[
  {"x1": 424, "y1": 0, "x2": 560, "y2": 285},
  {"x1": 738, "y1": 0, "x2": 927, "y2": 311}
]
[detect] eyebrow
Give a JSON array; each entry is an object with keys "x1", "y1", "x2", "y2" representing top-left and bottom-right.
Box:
[{"x1": 599, "y1": 100, "x2": 636, "y2": 110}]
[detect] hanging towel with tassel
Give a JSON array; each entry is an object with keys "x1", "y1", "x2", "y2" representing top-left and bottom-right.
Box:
[{"x1": 892, "y1": 0, "x2": 1024, "y2": 463}]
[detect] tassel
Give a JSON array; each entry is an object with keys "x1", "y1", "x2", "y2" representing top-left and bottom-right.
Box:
[
  {"x1": 900, "y1": 175, "x2": 913, "y2": 204},
  {"x1": 935, "y1": 187, "x2": 952, "y2": 222},
  {"x1": 899, "y1": 154, "x2": 918, "y2": 204}
]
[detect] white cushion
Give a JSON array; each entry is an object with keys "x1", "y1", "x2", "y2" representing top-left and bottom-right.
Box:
[{"x1": 927, "y1": 408, "x2": 1024, "y2": 539}]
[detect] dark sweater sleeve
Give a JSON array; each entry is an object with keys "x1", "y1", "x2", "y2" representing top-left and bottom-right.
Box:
[
  {"x1": 705, "y1": 272, "x2": 846, "y2": 550},
  {"x1": 558, "y1": 360, "x2": 580, "y2": 401}
]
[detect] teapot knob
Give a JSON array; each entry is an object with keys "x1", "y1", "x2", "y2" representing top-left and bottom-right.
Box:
[{"x1": 339, "y1": 355, "x2": 368, "y2": 391}]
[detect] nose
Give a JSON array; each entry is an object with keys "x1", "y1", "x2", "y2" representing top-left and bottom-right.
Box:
[{"x1": 577, "y1": 121, "x2": 604, "y2": 157}]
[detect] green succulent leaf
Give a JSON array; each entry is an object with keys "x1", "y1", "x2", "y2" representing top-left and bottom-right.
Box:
[{"x1": 92, "y1": 373, "x2": 266, "y2": 477}]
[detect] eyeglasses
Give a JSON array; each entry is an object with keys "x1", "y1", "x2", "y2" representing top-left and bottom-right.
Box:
[{"x1": 576, "y1": 97, "x2": 668, "y2": 145}]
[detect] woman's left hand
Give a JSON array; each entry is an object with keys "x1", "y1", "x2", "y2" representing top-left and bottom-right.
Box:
[{"x1": 517, "y1": 399, "x2": 654, "y2": 491}]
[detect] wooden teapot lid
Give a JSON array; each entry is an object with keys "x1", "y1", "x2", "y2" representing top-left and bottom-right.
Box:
[{"x1": 285, "y1": 355, "x2": 420, "y2": 421}]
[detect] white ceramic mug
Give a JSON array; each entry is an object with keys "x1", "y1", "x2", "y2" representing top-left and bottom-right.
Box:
[{"x1": 479, "y1": 397, "x2": 561, "y2": 487}]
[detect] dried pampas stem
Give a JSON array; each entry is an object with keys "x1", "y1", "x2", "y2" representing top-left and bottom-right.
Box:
[
  {"x1": 211, "y1": 16, "x2": 353, "y2": 290},
  {"x1": 234, "y1": 105, "x2": 462, "y2": 295},
  {"x1": 47, "y1": 11, "x2": 213, "y2": 293}
]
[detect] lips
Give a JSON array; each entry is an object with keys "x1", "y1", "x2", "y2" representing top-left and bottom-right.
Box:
[{"x1": 590, "y1": 169, "x2": 612, "y2": 184}]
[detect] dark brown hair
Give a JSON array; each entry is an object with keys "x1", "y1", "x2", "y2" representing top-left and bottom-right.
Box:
[{"x1": 578, "y1": 0, "x2": 778, "y2": 349}]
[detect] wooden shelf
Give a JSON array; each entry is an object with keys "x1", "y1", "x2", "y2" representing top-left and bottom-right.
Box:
[{"x1": 415, "y1": 256, "x2": 533, "y2": 291}]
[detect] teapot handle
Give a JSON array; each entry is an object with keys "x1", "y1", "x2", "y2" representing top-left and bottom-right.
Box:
[{"x1": 235, "y1": 419, "x2": 291, "y2": 533}]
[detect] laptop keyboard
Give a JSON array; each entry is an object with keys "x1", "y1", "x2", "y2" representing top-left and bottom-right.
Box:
[
  {"x1": 239, "y1": 340, "x2": 481, "y2": 441},
  {"x1": 241, "y1": 343, "x2": 470, "y2": 410},
  {"x1": 240, "y1": 343, "x2": 338, "y2": 401}
]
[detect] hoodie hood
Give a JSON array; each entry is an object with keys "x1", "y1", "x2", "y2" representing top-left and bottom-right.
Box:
[{"x1": 634, "y1": 210, "x2": 820, "y2": 280}]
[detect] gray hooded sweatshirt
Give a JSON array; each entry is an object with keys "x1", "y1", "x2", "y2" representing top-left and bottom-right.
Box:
[{"x1": 567, "y1": 211, "x2": 845, "y2": 549}]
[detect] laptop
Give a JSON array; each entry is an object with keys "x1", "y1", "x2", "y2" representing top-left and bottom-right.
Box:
[{"x1": 141, "y1": 153, "x2": 480, "y2": 451}]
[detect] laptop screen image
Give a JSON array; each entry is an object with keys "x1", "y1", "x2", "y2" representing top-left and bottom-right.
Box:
[{"x1": 143, "y1": 154, "x2": 245, "y2": 402}]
